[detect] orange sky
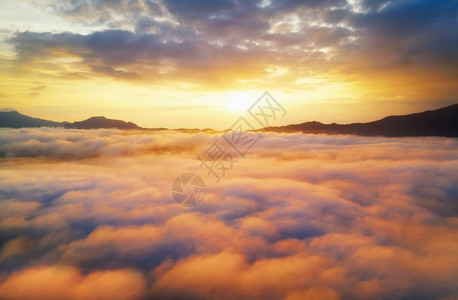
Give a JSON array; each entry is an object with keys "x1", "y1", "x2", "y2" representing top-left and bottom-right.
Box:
[{"x1": 0, "y1": 0, "x2": 457, "y2": 129}]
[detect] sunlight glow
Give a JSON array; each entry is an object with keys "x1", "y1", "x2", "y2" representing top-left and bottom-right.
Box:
[{"x1": 225, "y1": 92, "x2": 256, "y2": 111}]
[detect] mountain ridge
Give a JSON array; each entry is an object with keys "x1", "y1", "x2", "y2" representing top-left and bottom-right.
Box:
[
  {"x1": 261, "y1": 103, "x2": 458, "y2": 137},
  {"x1": 1, "y1": 103, "x2": 457, "y2": 137},
  {"x1": 63, "y1": 116, "x2": 140, "y2": 130},
  {"x1": 0, "y1": 112, "x2": 141, "y2": 130}
]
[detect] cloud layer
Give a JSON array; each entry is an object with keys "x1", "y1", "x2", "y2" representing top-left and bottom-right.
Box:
[{"x1": 0, "y1": 128, "x2": 458, "y2": 299}]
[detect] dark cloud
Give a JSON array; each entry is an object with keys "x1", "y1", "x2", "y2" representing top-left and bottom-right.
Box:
[
  {"x1": 351, "y1": 0, "x2": 456, "y2": 37},
  {"x1": 346, "y1": 0, "x2": 458, "y2": 67},
  {"x1": 9, "y1": 28, "x2": 273, "y2": 83},
  {"x1": 6, "y1": 0, "x2": 453, "y2": 87},
  {"x1": 270, "y1": 0, "x2": 347, "y2": 11},
  {"x1": 163, "y1": 0, "x2": 237, "y2": 19}
]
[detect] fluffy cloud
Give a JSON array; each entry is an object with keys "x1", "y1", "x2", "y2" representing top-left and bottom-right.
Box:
[
  {"x1": 0, "y1": 266, "x2": 146, "y2": 300},
  {"x1": 0, "y1": 127, "x2": 208, "y2": 158},
  {"x1": 0, "y1": 128, "x2": 458, "y2": 299}
]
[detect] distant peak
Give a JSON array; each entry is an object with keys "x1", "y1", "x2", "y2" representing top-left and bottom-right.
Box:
[{"x1": 87, "y1": 116, "x2": 107, "y2": 120}]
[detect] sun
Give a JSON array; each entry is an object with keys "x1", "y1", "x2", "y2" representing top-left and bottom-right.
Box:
[
  {"x1": 225, "y1": 91, "x2": 255, "y2": 111},
  {"x1": 226, "y1": 98, "x2": 250, "y2": 111}
]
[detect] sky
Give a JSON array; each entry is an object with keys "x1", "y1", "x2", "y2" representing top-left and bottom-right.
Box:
[
  {"x1": 0, "y1": 0, "x2": 457, "y2": 129},
  {"x1": 1, "y1": 128, "x2": 458, "y2": 299}
]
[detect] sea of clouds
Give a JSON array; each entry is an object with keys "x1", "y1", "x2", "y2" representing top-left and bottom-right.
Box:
[{"x1": 0, "y1": 127, "x2": 457, "y2": 300}]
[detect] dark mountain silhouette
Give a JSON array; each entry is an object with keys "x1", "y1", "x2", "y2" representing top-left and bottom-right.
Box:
[
  {"x1": 0, "y1": 111, "x2": 140, "y2": 130},
  {"x1": 261, "y1": 103, "x2": 458, "y2": 137},
  {"x1": 0, "y1": 111, "x2": 220, "y2": 132},
  {"x1": 63, "y1": 116, "x2": 140, "y2": 129},
  {"x1": 0, "y1": 111, "x2": 60, "y2": 128}
]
